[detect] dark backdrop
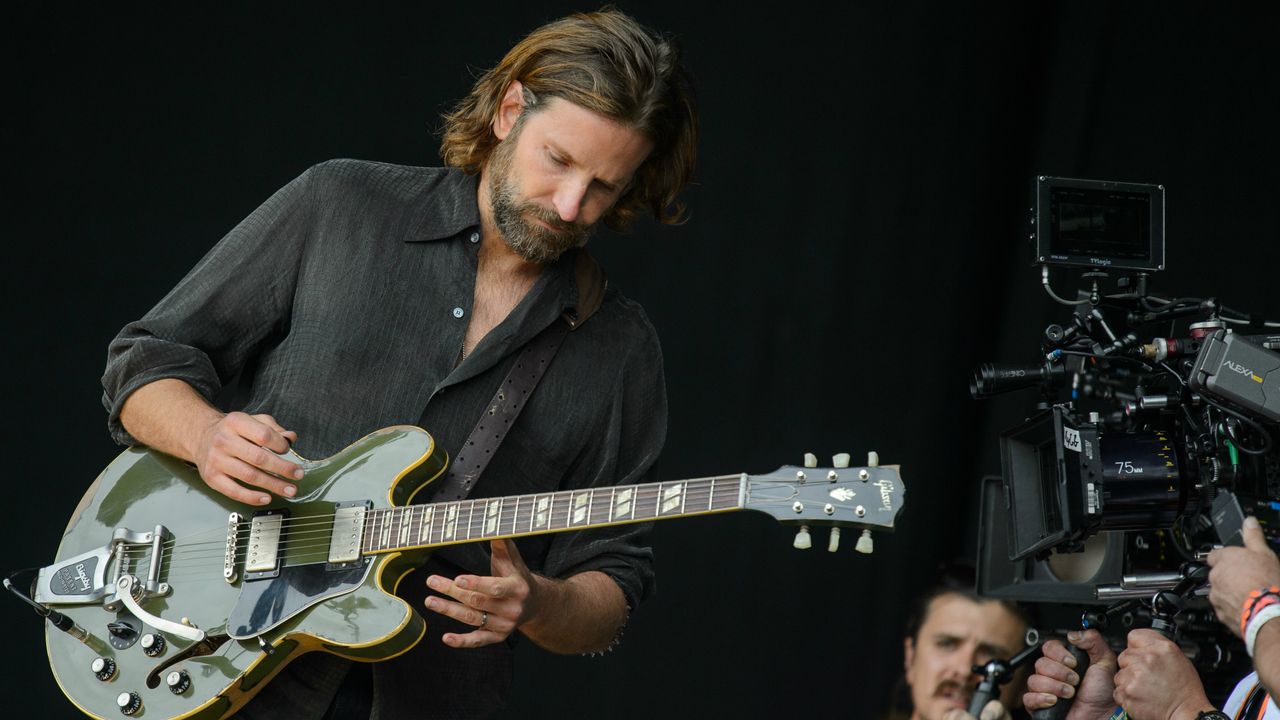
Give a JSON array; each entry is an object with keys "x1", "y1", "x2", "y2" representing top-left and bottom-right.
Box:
[{"x1": 9, "y1": 3, "x2": 1279, "y2": 718}]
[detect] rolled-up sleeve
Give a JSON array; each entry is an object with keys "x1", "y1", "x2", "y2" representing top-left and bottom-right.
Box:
[
  {"x1": 538, "y1": 318, "x2": 667, "y2": 611},
  {"x1": 101, "y1": 166, "x2": 316, "y2": 445}
]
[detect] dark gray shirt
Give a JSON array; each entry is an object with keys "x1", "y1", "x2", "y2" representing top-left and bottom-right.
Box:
[{"x1": 101, "y1": 159, "x2": 665, "y2": 717}]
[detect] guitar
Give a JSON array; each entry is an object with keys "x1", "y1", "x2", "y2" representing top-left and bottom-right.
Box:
[{"x1": 34, "y1": 425, "x2": 904, "y2": 719}]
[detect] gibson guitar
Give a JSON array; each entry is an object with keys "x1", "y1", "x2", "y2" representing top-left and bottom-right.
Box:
[{"x1": 30, "y1": 425, "x2": 904, "y2": 719}]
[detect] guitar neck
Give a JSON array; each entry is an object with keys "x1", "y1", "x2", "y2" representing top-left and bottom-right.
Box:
[{"x1": 362, "y1": 474, "x2": 747, "y2": 554}]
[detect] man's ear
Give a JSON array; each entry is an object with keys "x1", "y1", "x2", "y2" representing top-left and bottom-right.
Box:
[
  {"x1": 903, "y1": 636, "x2": 916, "y2": 681},
  {"x1": 493, "y1": 80, "x2": 527, "y2": 141}
]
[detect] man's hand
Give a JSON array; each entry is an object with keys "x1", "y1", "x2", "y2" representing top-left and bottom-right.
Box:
[
  {"x1": 193, "y1": 411, "x2": 302, "y2": 505},
  {"x1": 941, "y1": 699, "x2": 1011, "y2": 720},
  {"x1": 1207, "y1": 516, "x2": 1280, "y2": 638},
  {"x1": 1113, "y1": 629, "x2": 1213, "y2": 720},
  {"x1": 424, "y1": 539, "x2": 545, "y2": 649},
  {"x1": 1023, "y1": 629, "x2": 1117, "y2": 720}
]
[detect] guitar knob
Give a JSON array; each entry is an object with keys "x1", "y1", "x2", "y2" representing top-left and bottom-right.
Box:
[
  {"x1": 167, "y1": 669, "x2": 191, "y2": 694},
  {"x1": 116, "y1": 691, "x2": 142, "y2": 716},
  {"x1": 803, "y1": 453, "x2": 817, "y2": 468},
  {"x1": 91, "y1": 656, "x2": 117, "y2": 682},
  {"x1": 832, "y1": 453, "x2": 851, "y2": 469},
  {"x1": 827, "y1": 527, "x2": 841, "y2": 552},
  {"x1": 140, "y1": 633, "x2": 166, "y2": 657},
  {"x1": 867, "y1": 451, "x2": 880, "y2": 468},
  {"x1": 793, "y1": 525, "x2": 812, "y2": 550},
  {"x1": 855, "y1": 529, "x2": 874, "y2": 554}
]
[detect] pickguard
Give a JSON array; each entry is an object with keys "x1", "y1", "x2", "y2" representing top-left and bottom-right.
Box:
[{"x1": 228, "y1": 559, "x2": 372, "y2": 639}]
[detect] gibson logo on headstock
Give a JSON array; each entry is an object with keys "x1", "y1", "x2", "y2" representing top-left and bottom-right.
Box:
[{"x1": 875, "y1": 478, "x2": 895, "y2": 511}]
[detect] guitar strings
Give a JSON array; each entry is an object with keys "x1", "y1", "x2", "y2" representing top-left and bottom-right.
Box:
[
  {"x1": 121, "y1": 478, "x2": 886, "y2": 570},
  {"x1": 113, "y1": 476, "x2": 894, "y2": 583},
  {"x1": 125, "y1": 482, "x2": 753, "y2": 580}
]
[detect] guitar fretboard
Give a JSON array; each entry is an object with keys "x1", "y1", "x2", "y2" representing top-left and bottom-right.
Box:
[{"x1": 360, "y1": 475, "x2": 745, "y2": 554}]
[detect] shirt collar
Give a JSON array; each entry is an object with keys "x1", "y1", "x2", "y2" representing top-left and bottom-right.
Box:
[{"x1": 410, "y1": 167, "x2": 482, "y2": 242}]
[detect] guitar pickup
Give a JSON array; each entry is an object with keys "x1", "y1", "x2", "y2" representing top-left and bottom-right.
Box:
[
  {"x1": 327, "y1": 502, "x2": 368, "y2": 566},
  {"x1": 244, "y1": 510, "x2": 287, "y2": 579}
]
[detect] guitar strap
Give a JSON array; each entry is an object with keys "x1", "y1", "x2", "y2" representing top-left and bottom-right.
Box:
[{"x1": 429, "y1": 248, "x2": 606, "y2": 503}]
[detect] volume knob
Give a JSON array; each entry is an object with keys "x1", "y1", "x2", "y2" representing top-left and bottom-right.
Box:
[
  {"x1": 140, "y1": 633, "x2": 166, "y2": 657},
  {"x1": 166, "y1": 669, "x2": 191, "y2": 694},
  {"x1": 91, "y1": 657, "x2": 117, "y2": 682},
  {"x1": 116, "y1": 691, "x2": 142, "y2": 716}
]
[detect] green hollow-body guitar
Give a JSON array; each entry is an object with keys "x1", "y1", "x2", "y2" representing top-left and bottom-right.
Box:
[{"x1": 37, "y1": 425, "x2": 904, "y2": 719}]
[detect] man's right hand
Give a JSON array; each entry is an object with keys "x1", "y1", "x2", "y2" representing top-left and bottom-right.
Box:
[
  {"x1": 194, "y1": 411, "x2": 302, "y2": 505},
  {"x1": 1024, "y1": 629, "x2": 1118, "y2": 720}
]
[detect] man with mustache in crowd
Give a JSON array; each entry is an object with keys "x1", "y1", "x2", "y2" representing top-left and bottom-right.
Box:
[
  {"x1": 102, "y1": 9, "x2": 696, "y2": 718},
  {"x1": 894, "y1": 571, "x2": 1030, "y2": 720}
]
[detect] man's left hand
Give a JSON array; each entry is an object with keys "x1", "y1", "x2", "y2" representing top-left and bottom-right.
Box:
[
  {"x1": 1207, "y1": 516, "x2": 1280, "y2": 639},
  {"x1": 1114, "y1": 629, "x2": 1214, "y2": 720},
  {"x1": 424, "y1": 539, "x2": 546, "y2": 649}
]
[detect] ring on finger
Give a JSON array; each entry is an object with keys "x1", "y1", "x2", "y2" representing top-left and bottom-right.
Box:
[{"x1": 478, "y1": 611, "x2": 488, "y2": 628}]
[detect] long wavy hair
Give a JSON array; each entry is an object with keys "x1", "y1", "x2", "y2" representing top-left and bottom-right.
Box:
[{"x1": 440, "y1": 9, "x2": 697, "y2": 231}]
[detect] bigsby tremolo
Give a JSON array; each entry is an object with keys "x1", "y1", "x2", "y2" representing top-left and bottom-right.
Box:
[{"x1": 33, "y1": 523, "x2": 204, "y2": 640}]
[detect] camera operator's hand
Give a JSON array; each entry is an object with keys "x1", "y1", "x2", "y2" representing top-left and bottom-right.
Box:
[
  {"x1": 1114, "y1": 629, "x2": 1214, "y2": 720},
  {"x1": 1207, "y1": 516, "x2": 1280, "y2": 639},
  {"x1": 941, "y1": 699, "x2": 1011, "y2": 720},
  {"x1": 1024, "y1": 630, "x2": 1117, "y2": 720}
]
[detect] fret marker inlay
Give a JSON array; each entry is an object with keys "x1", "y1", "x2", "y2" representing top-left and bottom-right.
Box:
[
  {"x1": 484, "y1": 499, "x2": 501, "y2": 535},
  {"x1": 572, "y1": 492, "x2": 590, "y2": 524},
  {"x1": 661, "y1": 483, "x2": 685, "y2": 514},
  {"x1": 444, "y1": 504, "x2": 458, "y2": 540},
  {"x1": 535, "y1": 497, "x2": 550, "y2": 529},
  {"x1": 613, "y1": 488, "x2": 633, "y2": 519}
]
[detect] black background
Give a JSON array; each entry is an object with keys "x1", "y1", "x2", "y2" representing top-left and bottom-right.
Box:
[{"x1": 9, "y1": 3, "x2": 1279, "y2": 718}]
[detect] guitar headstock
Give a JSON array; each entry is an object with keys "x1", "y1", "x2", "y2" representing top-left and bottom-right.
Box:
[{"x1": 743, "y1": 451, "x2": 905, "y2": 553}]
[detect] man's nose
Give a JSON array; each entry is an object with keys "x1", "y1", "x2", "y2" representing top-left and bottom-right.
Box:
[{"x1": 552, "y1": 180, "x2": 588, "y2": 223}]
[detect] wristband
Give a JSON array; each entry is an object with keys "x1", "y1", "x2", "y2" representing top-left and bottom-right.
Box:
[
  {"x1": 1245, "y1": 603, "x2": 1280, "y2": 657},
  {"x1": 1240, "y1": 586, "x2": 1280, "y2": 637}
]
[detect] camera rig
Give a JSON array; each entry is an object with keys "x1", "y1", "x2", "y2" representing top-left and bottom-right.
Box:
[{"x1": 972, "y1": 176, "x2": 1280, "y2": 692}]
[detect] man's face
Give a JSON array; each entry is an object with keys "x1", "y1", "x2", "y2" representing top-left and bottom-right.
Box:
[
  {"x1": 903, "y1": 594, "x2": 1026, "y2": 720},
  {"x1": 485, "y1": 96, "x2": 653, "y2": 264}
]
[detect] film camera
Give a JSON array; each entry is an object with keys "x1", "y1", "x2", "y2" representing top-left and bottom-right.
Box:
[{"x1": 971, "y1": 176, "x2": 1280, "y2": 683}]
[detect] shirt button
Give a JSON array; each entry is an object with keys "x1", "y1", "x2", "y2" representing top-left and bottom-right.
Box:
[
  {"x1": 452, "y1": 307, "x2": 465, "y2": 319},
  {"x1": 469, "y1": 232, "x2": 480, "y2": 244}
]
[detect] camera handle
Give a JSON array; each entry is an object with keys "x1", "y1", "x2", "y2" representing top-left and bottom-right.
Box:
[
  {"x1": 968, "y1": 641, "x2": 1044, "y2": 717},
  {"x1": 1029, "y1": 562, "x2": 1208, "y2": 720}
]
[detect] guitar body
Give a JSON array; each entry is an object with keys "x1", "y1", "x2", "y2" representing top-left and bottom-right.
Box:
[{"x1": 46, "y1": 426, "x2": 447, "y2": 720}]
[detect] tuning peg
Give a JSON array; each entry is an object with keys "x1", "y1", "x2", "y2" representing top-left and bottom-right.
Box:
[
  {"x1": 867, "y1": 451, "x2": 880, "y2": 468},
  {"x1": 832, "y1": 453, "x2": 850, "y2": 468},
  {"x1": 803, "y1": 453, "x2": 817, "y2": 468},
  {"x1": 855, "y1": 529, "x2": 874, "y2": 554},
  {"x1": 793, "y1": 525, "x2": 812, "y2": 550},
  {"x1": 827, "y1": 527, "x2": 841, "y2": 552}
]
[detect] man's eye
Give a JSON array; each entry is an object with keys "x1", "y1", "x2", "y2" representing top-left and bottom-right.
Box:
[
  {"x1": 548, "y1": 152, "x2": 568, "y2": 166},
  {"x1": 935, "y1": 638, "x2": 958, "y2": 649}
]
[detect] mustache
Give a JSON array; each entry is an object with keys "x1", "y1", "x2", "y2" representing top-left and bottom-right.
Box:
[
  {"x1": 932, "y1": 680, "x2": 972, "y2": 699},
  {"x1": 522, "y1": 204, "x2": 583, "y2": 235}
]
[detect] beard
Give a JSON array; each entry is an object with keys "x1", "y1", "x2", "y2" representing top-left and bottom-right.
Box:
[{"x1": 486, "y1": 133, "x2": 593, "y2": 264}]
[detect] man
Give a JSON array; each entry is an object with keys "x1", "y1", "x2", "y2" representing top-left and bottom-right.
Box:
[
  {"x1": 1025, "y1": 517, "x2": 1280, "y2": 720},
  {"x1": 101, "y1": 9, "x2": 696, "y2": 718},
  {"x1": 896, "y1": 575, "x2": 1030, "y2": 720}
]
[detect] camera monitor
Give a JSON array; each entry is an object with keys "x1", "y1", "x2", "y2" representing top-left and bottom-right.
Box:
[{"x1": 1033, "y1": 176, "x2": 1165, "y2": 272}]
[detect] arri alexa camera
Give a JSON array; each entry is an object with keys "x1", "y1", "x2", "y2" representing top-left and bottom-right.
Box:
[{"x1": 971, "y1": 176, "x2": 1280, "y2": 687}]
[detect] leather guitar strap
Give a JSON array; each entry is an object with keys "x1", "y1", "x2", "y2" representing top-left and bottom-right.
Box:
[{"x1": 430, "y1": 249, "x2": 605, "y2": 502}]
